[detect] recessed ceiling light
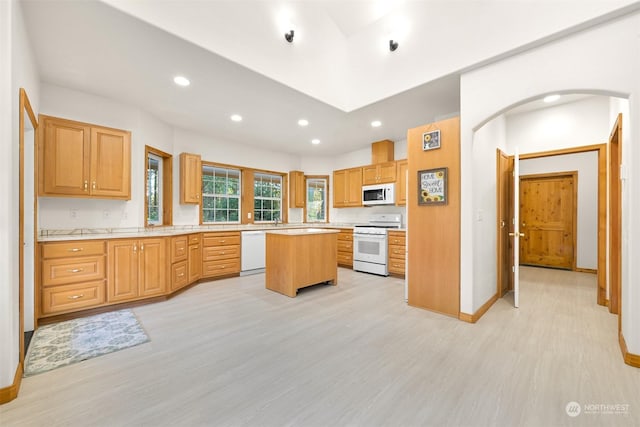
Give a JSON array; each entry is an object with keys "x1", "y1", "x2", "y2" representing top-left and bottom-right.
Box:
[
  {"x1": 231, "y1": 114, "x2": 243, "y2": 122},
  {"x1": 173, "y1": 75, "x2": 190, "y2": 87},
  {"x1": 298, "y1": 119, "x2": 309, "y2": 127},
  {"x1": 371, "y1": 120, "x2": 382, "y2": 127},
  {"x1": 311, "y1": 139, "x2": 320, "y2": 145},
  {"x1": 544, "y1": 94, "x2": 560, "y2": 103}
]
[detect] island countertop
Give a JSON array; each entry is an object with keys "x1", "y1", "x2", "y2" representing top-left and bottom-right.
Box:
[{"x1": 265, "y1": 228, "x2": 340, "y2": 236}]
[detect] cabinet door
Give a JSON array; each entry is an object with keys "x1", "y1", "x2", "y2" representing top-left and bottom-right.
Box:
[
  {"x1": 180, "y1": 153, "x2": 202, "y2": 204},
  {"x1": 396, "y1": 160, "x2": 408, "y2": 206},
  {"x1": 346, "y1": 168, "x2": 363, "y2": 206},
  {"x1": 378, "y1": 162, "x2": 397, "y2": 183},
  {"x1": 289, "y1": 171, "x2": 305, "y2": 208},
  {"x1": 108, "y1": 240, "x2": 139, "y2": 302},
  {"x1": 139, "y1": 238, "x2": 167, "y2": 297},
  {"x1": 171, "y1": 236, "x2": 188, "y2": 263},
  {"x1": 333, "y1": 170, "x2": 347, "y2": 207},
  {"x1": 40, "y1": 117, "x2": 91, "y2": 196},
  {"x1": 362, "y1": 165, "x2": 379, "y2": 185},
  {"x1": 188, "y1": 243, "x2": 202, "y2": 283},
  {"x1": 90, "y1": 127, "x2": 131, "y2": 199}
]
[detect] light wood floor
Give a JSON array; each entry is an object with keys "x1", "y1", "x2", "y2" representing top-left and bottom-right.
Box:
[{"x1": 2, "y1": 267, "x2": 639, "y2": 426}]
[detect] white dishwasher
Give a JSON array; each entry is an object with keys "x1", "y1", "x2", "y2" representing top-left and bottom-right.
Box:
[{"x1": 241, "y1": 230, "x2": 266, "y2": 275}]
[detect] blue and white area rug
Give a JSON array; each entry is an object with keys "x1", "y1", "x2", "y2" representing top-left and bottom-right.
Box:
[{"x1": 24, "y1": 309, "x2": 149, "y2": 376}]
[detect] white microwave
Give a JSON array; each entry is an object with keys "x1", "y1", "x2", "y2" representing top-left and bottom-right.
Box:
[{"x1": 362, "y1": 183, "x2": 395, "y2": 206}]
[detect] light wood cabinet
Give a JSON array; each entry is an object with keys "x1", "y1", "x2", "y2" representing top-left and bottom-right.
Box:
[
  {"x1": 39, "y1": 240, "x2": 107, "y2": 316},
  {"x1": 289, "y1": 170, "x2": 305, "y2": 208},
  {"x1": 107, "y1": 238, "x2": 167, "y2": 303},
  {"x1": 39, "y1": 115, "x2": 131, "y2": 199},
  {"x1": 180, "y1": 153, "x2": 202, "y2": 204},
  {"x1": 362, "y1": 161, "x2": 397, "y2": 185},
  {"x1": 333, "y1": 167, "x2": 363, "y2": 207},
  {"x1": 336, "y1": 229, "x2": 353, "y2": 267},
  {"x1": 188, "y1": 234, "x2": 202, "y2": 283},
  {"x1": 388, "y1": 230, "x2": 406, "y2": 276},
  {"x1": 202, "y1": 232, "x2": 241, "y2": 278},
  {"x1": 396, "y1": 159, "x2": 408, "y2": 206},
  {"x1": 371, "y1": 139, "x2": 394, "y2": 164}
]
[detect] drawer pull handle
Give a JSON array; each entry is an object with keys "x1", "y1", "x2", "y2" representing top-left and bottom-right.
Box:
[
  {"x1": 68, "y1": 268, "x2": 84, "y2": 273},
  {"x1": 221, "y1": 251, "x2": 225, "y2": 255},
  {"x1": 178, "y1": 273, "x2": 185, "y2": 277},
  {"x1": 141, "y1": 244, "x2": 144, "y2": 251},
  {"x1": 68, "y1": 248, "x2": 83, "y2": 252},
  {"x1": 194, "y1": 246, "x2": 199, "y2": 249},
  {"x1": 68, "y1": 294, "x2": 84, "y2": 300},
  {"x1": 220, "y1": 240, "x2": 226, "y2": 243}
]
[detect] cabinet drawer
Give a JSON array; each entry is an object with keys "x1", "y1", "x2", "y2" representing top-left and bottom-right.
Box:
[
  {"x1": 202, "y1": 245, "x2": 240, "y2": 261},
  {"x1": 337, "y1": 231, "x2": 353, "y2": 241},
  {"x1": 338, "y1": 251, "x2": 353, "y2": 266},
  {"x1": 171, "y1": 236, "x2": 188, "y2": 263},
  {"x1": 41, "y1": 280, "x2": 106, "y2": 315},
  {"x1": 42, "y1": 241, "x2": 105, "y2": 259},
  {"x1": 337, "y1": 240, "x2": 353, "y2": 252},
  {"x1": 388, "y1": 260, "x2": 406, "y2": 275},
  {"x1": 42, "y1": 256, "x2": 105, "y2": 286},
  {"x1": 203, "y1": 235, "x2": 240, "y2": 247},
  {"x1": 171, "y1": 261, "x2": 188, "y2": 291},
  {"x1": 188, "y1": 234, "x2": 201, "y2": 245},
  {"x1": 388, "y1": 233, "x2": 406, "y2": 246},
  {"x1": 202, "y1": 259, "x2": 240, "y2": 277},
  {"x1": 388, "y1": 245, "x2": 406, "y2": 260}
]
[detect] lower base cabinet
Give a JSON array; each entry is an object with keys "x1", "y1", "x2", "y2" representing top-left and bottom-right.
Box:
[
  {"x1": 388, "y1": 230, "x2": 406, "y2": 276},
  {"x1": 107, "y1": 238, "x2": 167, "y2": 303},
  {"x1": 202, "y1": 232, "x2": 241, "y2": 278}
]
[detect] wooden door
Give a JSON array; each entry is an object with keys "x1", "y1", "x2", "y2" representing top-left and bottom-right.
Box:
[
  {"x1": 333, "y1": 170, "x2": 346, "y2": 207},
  {"x1": 520, "y1": 172, "x2": 576, "y2": 269},
  {"x1": 107, "y1": 240, "x2": 138, "y2": 302},
  {"x1": 40, "y1": 116, "x2": 91, "y2": 196},
  {"x1": 609, "y1": 114, "x2": 622, "y2": 315},
  {"x1": 180, "y1": 153, "x2": 202, "y2": 204},
  {"x1": 396, "y1": 160, "x2": 408, "y2": 206},
  {"x1": 139, "y1": 238, "x2": 166, "y2": 297},
  {"x1": 90, "y1": 127, "x2": 131, "y2": 199},
  {"x1": 496, "y1": 149, "x2": 512, "y2": 297},
  {"x1": 378, "y1": 162, "x2": 397, "y2": 183},
  {"x1": 346, "y1": 167, "x2": 363, "y2": 206},
  {"x1": 362, "y1": 165, "x2": 378, "y2": 185},
  {"x1": 188, "y1": 243, "x2": 202, "y2": 283}
]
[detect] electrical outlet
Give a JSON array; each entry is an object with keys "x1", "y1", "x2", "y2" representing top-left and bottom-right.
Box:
[
  {"x1": 69, "y1": 209, "x2": 77, "y2": 219},
  {"x1": 248, "y1": 212, "x2": 252, "y2": 219}
]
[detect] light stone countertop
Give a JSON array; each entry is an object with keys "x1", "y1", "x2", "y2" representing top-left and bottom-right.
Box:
[
  {"x1": 265, "y1": 228, "x2": 341, "y2": 236},
  {"x1": 37, "y1": 223, "x2": 358, "y2": 242}
]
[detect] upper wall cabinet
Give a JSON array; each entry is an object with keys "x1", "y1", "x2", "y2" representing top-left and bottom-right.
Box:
[
  {"x1": 289, "y1": 170, "x2": 305, "y2": 208},
  {"x1": 180, "y1": 153, "x2": 202, "y2": 204},
  {"x1": 38, "y1": 115, "x2": 131, "y2": 200},
  {"x1": 362, "y1": 161, "x2": 397, "y2": 185},
  {"x1": 396, "y1": 160, "x2": 408, "y2": 206},
  {"x1": 333, "y1": 167, "x2": 363, "y2": 208}
]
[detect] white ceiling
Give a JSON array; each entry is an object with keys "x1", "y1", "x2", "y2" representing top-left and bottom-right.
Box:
[{"x1": 20, "y1": 0, "x2": 640, "y2": 156}]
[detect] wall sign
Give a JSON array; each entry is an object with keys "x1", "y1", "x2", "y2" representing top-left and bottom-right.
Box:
[
  {"x1": 418, "y1": 167, "x2": 447, "y2": 205},
  {"x1": 422, "y1": 129, "x2": 441, "y2": 151}
]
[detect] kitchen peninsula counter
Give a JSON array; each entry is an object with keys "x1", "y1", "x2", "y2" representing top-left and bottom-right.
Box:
[{"x1": 265, "y1": 228, "x2": 339, "y2": 297}]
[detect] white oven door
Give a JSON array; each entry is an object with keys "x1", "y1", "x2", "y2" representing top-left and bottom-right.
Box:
[{"x1": 354, "y1": 234, "x2": 387, "y2": 264}]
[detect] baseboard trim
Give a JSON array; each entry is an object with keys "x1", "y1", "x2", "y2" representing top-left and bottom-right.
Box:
[
  {"x1": 575, "y1": 267, "x2": 597, "y2": 274},
  {"x1": 459, "y1": 293, "x2": 499, "y2": 324},
  {"x1": 619, "y1": 332, "x2": 640, "y2": 368},
  {"x1": 0, "y1": 362, "x2": 23, "y2": 404}
]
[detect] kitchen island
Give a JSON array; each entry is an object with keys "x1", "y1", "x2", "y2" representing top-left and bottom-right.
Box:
[{"x1": 265, "y1": 228, "x2": 339, "y2": 297}]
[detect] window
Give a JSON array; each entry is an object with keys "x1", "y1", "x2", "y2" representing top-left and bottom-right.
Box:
[
  {"x1": 202, "y1": 165, "x2": 241, "y2": 223},
  {"x1": 254, "y1": 173, "x2": 282, "y2": 222},
  {"x1": 305, "y1": 177, "x2": 328, "y2": 223},
  {"x1": 145, "y1": 146, "x2": 172, "y2": 227}
]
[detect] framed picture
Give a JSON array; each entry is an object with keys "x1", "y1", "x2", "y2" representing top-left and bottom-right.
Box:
[
  {"x1": 422, "y1": 129, "x2": 441, "y2": 151},
  {"x1": 418, "y1": 167, "x2": 447, "y2": 205}
]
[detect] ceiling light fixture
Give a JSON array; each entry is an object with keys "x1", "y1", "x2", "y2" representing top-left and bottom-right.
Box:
[
  {"x1": 298, "y1": 119, "x2": 309, "y2": 127},
  {"x1": 230, "y1": 114, "x2": 242, "y2": 122},
  {"x1": 544, "y1": 94, "x2": 561, "y2": 103},
  {"x1": 285, "y1": 30, "x2": 294, "y2": 43},
  {"x1": 311, "y1": 139, "x2": 320, "y2": 145},
  {"x1": 389, "y1": 40, "x2": 399, "y2": 52},
  {"x1": 173, "y1": 75, "x2": 190, "y2": 87},
  {"x1": 371, "y1": 120, "x2": 382, "y2": 128}
]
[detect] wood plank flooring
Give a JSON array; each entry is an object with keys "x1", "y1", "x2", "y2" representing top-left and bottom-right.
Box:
[{"x1": 2, "y1": 266, "x2": 639, "y2": 426}]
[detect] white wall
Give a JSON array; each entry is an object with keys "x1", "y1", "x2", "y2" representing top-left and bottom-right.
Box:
[
  {"x1": 519, "y1": 152, "x2": 599, "y2": 269},
  {"x1": 460, "y1": 12, "x2": 640, "y2": 354},
  {"x1": 1, "y1": 0, "x2": 40, "y2": 390},
  {"x1": 471, "y1": 115, "x2": 506, "y2": 309}
]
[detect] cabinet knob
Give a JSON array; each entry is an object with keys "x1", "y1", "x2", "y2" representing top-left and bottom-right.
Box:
[
  {"x1": 141, "y1": 244, "x2": 144, "y2": 251},
  {"x1": 133, "y1": 245, "x2": 137, "y2": 253},
  {"x1": 92, "y1": 181, "x2": 96, "y2": 190},
  {"x1": 83, "y1": 180, "x2": 88, "y2": 191}
]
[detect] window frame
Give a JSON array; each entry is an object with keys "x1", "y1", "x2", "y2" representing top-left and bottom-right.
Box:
[
  {"x1": 304, "y1": 175, "x2": 329, "y2": 223},
  {"x1": 200, "y1": 162, "x2": 242, "y2": 224},
  {"x1": 144, "y1": 145, "x2": 172, "y2": 227},
  {"x1": 253, "y1": 172, "x2": 284, "y2": 223}
]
